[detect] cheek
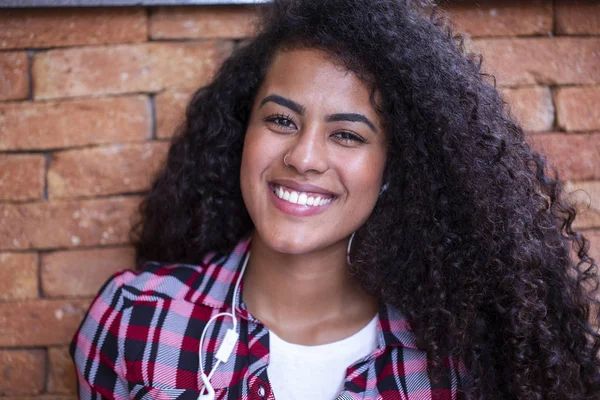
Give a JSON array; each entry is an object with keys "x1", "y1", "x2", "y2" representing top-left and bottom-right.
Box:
[
  {"x1": 240, "y1": 134, "x2": 260, "y2": 198},
  {"x1": 241, "y1": 126, "x2": 265, "y2": 172},
  {"x1": 241, "y1": 121, "x2": 290, "y2": 172},
  {"x1": 239, "y1": 128, "x2": 279, "y2": 199},
  {"x1": 342, "y1": 152, "x2": 386, "y2": 197}
]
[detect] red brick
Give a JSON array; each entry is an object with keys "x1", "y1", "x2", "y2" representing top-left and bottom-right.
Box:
[
  {"x1": 472, "y1": 38, "x2": 600, "y2": 87},
  {"x1": 155, "y1": 90, "x2": 193, "y2": 139},
  {"x1": 555, "y1": 86, "x2": 600, "y2": 132},
  {"x1": 445, "y1": 0, "x2": 552, "y2": 37},
  {"x1": 33, "y1": 42, "x2": 232, "y2": 100},
  {"x1": 0, "y1": 196, "x2": 141, "y2": 250},
  {"x1": 0, "y1": 52, "x2": 29, "y2": 101},
  {"x1": 501, "y1": 86, "x2": 554, "y2": 132},
  {"x1": 0, "y1": 96, "x2": 150, "y2": 151},
  {"x1": 530, "y1": 133, "x2": 600, "y2": 181},
  {"x1": 0, "y1": 8, "x2": 147, "y2": 50},
  {"x1": 585, "y1": 230, "x2": 600, "y2": 266},
  {"x1": 0, "y1": 252, "x2": 38, "y2": 301},
  {"x1": 0, "y1": 154, "x2": 45, "y2": 201},
  {"x1": 556, "y1": 0, "x2": 600, "y2": 35},
  {"x1": 150, "y1": 5, "x2": 257, "y2": 39},
  {"x1": 0, "y1": 349, "x2": 45, "y2": 395},
  {"x1": 0, "y1": 299, "x2": 90, "y2": 346},
  {"x1": 48, "y1": 142, "x2": 169, "y2": 198},
  {"x1": 2, "y1": 397, "x2": 77, "y2": 400},
  {"x1": 48, "y1": 347, "x2": 76, "y2": 394},
  {"x1": 565, "y1": 181, "x2": 600, "y2": 230},
  {"x1": 42, "y1": 246, "x2": 134, "y2": 298}
]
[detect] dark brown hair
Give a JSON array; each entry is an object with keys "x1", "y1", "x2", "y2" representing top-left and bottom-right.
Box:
[{"x1": 132, "y1": 1, "x2": 600, "y2": 398}]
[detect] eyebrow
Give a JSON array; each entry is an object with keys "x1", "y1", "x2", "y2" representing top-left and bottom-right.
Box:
[
  {"x1": 325, "y1": 113, "x2": 377, "y2": 133},
  {"x1": 259, "y1": 94, "x2": 377, "y2": 134},
  {"x1": 260, "y1": 94, "x2": 306, "y2": 115}
]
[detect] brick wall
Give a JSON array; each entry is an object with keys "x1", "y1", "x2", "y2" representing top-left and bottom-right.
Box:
[{"x1": 0, "y1": 1, "x2": 598, "y2": 397}]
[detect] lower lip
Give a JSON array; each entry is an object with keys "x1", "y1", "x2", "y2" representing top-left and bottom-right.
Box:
[{"x1": 269, "y1": 185, "x2": 335, "y2": 217}]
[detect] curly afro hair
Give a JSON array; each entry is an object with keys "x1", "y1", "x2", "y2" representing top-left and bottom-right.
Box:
[{"x1": 132, "y1": 0, "x2": 600, "y2": 398}]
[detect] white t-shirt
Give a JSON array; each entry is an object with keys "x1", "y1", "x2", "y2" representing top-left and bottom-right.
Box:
[{"x1": 266, "y1": 315, "x2": 379, "y2": 400}]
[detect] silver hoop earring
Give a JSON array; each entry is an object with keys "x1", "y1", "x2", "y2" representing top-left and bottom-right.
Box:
[
  {"x1": 346, "y1": 231, "x2": 356, "y2": 265},
  {"x1": 283, "y1": 154, "x2": 291, "y2": 167}
]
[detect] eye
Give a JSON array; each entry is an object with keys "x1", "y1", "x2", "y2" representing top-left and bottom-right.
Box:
[
  {"x1": 332, "y1": 131, "x2": 366, "y2": 145},
  {"x1": 264, "y1": 113, "x2": 298, "y2": 131}
]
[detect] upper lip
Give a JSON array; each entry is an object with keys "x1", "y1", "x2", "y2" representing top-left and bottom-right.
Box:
[{"x1": 270, "y1": 179, "x2": 336, "y2": 197}]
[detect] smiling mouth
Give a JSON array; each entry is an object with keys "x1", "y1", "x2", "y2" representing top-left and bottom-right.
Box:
[{"x1": 270, "y1": 184, "x2": 335, "y2": 207}]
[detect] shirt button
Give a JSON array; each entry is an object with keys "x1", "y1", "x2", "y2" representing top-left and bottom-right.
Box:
[{"x1": 258, "y1": 385, "x2": 266, "y2": 397}]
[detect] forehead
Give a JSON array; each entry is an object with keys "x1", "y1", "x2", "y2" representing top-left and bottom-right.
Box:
[{"x1": 258, "y1": 48, "x2": 377, "y2": 115}]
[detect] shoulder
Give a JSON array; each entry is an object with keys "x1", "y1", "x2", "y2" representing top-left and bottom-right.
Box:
[
  {"x1": 97, "y1": 258, "x2": 213, "y2": 304},
  {"x1": 97, "y1": 243, "x2": 249, "y2": 307},
  {"x1": 111, "y1": 261, "x2": 209, "y2": 302},
  {"x1": 375, "y1": 302, "x2": 470, "y2": 394}
]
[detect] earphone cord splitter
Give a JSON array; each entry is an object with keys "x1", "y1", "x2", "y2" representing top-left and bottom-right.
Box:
[{"x1": 197, "y1": 252, "x2": 250, "y2": 400}]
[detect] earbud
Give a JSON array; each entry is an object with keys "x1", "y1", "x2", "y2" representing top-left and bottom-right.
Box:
[{"x1": 379, "y1": 182, "x2": 389, "y2": 196}]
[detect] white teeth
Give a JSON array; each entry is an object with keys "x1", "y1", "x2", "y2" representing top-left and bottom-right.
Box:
[
  {"x1": 273, "y1": 185, "x2": 333, "y2": 207},
  {"x1": 298, "y1": 193, "x2": 307, "y2": 205}
]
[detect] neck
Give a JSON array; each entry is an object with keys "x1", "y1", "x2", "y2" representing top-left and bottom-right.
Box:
[{"x1": 242, "y1": 231, "x2": 378, "y2": 344}]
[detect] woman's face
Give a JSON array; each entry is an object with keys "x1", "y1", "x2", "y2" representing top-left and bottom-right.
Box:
[{"x1": 240, "y1": 48, "x2": 387, "y2": 256}]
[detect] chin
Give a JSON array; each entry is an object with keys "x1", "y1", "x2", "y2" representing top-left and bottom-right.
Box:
[{"x1": 257, "y1": 229, "x2": 322, "y2": 255}]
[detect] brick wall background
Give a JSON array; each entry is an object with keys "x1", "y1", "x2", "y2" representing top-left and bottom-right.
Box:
[{"x1": 0, "y1": 0, "x2": 598, "y2": 397}]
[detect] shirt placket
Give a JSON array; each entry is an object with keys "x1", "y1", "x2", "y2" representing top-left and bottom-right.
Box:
[
  {"x1": 238, "y1": 316, "x2": 275, "y2": 400},
  {"x1": 233, "y1": 294, "x2": 275, "y2": 400},
  {"x1": 335, "y1": 331, "x2": 389, "y2": 400}
]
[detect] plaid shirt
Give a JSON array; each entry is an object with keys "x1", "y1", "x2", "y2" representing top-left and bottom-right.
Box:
[{"x1": 70, "y1": 237, "x2": 467, "y2": 399}]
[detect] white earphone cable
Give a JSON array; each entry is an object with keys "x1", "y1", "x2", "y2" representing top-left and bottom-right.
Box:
[{"x1": 197, "y1": 251, "x2": 250, "y2": 399}]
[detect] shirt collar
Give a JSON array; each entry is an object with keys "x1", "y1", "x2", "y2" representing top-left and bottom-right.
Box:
[{"x1": 194, "y1": 236, "x2": 418, "y2": 350}]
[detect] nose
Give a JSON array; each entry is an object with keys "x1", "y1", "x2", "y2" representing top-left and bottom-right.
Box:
[{"x1": 284, "y1": 123, "x2": 329, "y2": 174}]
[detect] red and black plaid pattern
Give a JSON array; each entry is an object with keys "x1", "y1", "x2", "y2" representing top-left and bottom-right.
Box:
[{"x1": 70, "y1": 237, "x2": 467, "y2": 399}]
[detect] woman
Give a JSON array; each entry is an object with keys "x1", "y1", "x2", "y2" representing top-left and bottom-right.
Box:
[{"x1": 70, "y1": 0, "x2": 600, "y2": 399}]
